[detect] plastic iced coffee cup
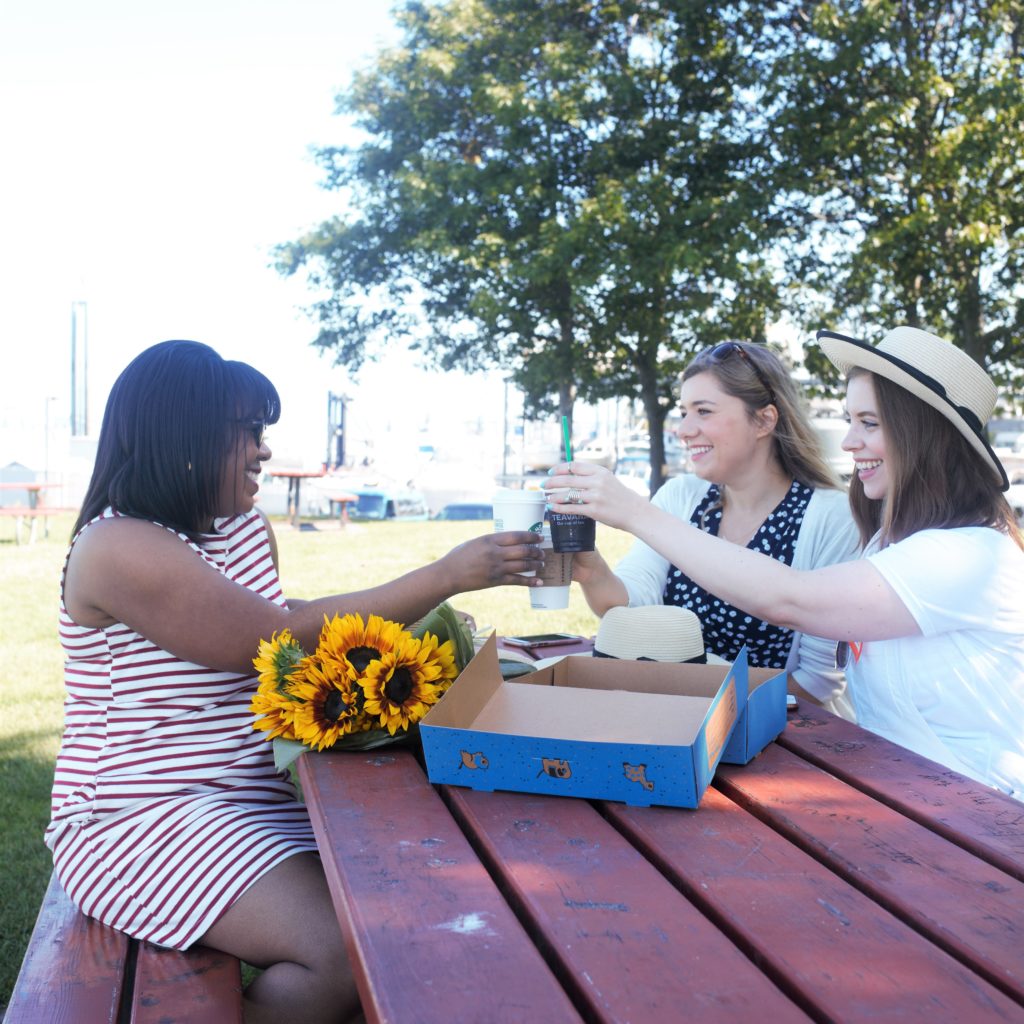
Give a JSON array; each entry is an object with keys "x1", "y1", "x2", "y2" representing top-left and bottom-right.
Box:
[
  {"x1": 548, "y1": 511, "x2": 596, "y2": 553},
  {"x1": 529, "y1": 523, "x2": 573, "y2": 610},
  {"x1": 492, "y1": 488, "x2": 547, "y2": 576}
]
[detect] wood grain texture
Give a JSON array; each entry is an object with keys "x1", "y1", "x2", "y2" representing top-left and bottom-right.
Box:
[
  {"x1": 716, "y1": 743, "x2": 1024, "y2": 1005},
  {"x1": 606, "y1": 786, "x2": 1024, "y2": 1022},
  {"x1": 5, "y1": 873, "x2": 127, "y2": 1024},
  {"x1": 446, "y1": 783, "x2": 810, "y2": 1023},
  {"x1": 130, "y1": 941, "x2": 243, "y2": 1024},
  {"x1": 779, "y1": 703, "x2": 1024, "y2": 881},
  {"x1": 6, "y1": 874, "x2": 243, "y2": 1024},
  {"x1": 298, "y1": 749, "x2": 583, "y2": 1024}
]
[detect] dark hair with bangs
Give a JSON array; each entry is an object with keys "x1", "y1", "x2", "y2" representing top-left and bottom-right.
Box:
[
  {"x1": 73, "y1": 340, "x2": 280, "y2": 539},
  {"x1": 846, "y1": 369, "x2": 1022, "y2": 550}
]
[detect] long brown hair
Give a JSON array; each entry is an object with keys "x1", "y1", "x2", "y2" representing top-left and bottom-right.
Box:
[
  {"x1": 684, "y1": 342, "x2": 840, "y2": 491},
  {"x1": 847, "y1": 369, "x2": 1022, "y2": 550}
]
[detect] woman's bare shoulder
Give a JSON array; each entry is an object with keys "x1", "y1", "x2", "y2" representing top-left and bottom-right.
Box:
[
  {"x1": 65, "y1": 516, "x2": 200, "y2": 625},
  {"x1": 71, "y1": 513, "x2": 181, "y2": 560}
]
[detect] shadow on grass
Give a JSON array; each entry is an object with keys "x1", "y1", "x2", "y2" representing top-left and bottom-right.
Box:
[
  {"x1": 0, "y1": 750, "x2": 58, "y2": 1009},
  {"x1": 0, "y1": 727, "x2": 62, "y2": 758}
]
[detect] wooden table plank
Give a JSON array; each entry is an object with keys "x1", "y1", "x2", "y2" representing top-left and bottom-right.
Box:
[
  {"x1": 780, "y1": 703, "x2": 1024, "y2": 880},
  {"x1": 4, "y1": 873, "x2": 128, "y2": 1024},
  {"x1": 444, "y1": 785, "x2": 811, "y2": 1023},
  {"x1": 716, "y1": 743, "x2": 1024, "y2": 1005},
  {"x1": 605, "y1": 787, "x2": 1024, "y2": 1022},
  {"x1": 297, "y1": 750, "x2": 583, "y2": 1024},
  {"x1": 130, "y1": 942, "x2": 243, "y2": 1024}
]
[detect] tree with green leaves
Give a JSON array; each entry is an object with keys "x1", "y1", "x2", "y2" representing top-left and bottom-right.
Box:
[
  {"x1": 768, "y1": 0, "x2": 1024, "y2": 394},
  {"x1": 276, "y1": 0, "x2": 783, "y2": 492}
]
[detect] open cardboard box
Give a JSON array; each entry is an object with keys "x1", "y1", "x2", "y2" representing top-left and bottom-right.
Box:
[
  {"x1": 722, "y1": 664, "x2": 787, "y2": 766},
  {"x1": 421, "y1": 635, "x2": 785, "y2": 809}
]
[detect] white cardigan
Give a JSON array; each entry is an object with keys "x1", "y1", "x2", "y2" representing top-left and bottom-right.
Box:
[{"x1": 614, "y1": 474, "x2": 862, "y2": 703}]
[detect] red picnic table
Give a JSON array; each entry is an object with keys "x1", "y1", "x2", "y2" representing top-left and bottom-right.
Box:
[
  {"x1": 266, "y1": 468, "x2": 326, "y2": 529},
  {"x1": 296, "y1": 638, "x2": 1024, "y2": 1024},
  {"x1": 0, "y1": 482, "x2": 73, "y2": 543}
]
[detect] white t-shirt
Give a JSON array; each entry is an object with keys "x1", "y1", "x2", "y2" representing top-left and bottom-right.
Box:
[{"x1": 850, "y1": 527, "x2": 1024, "y2": 798}]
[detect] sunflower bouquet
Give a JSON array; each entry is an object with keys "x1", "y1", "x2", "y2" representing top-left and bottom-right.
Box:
[{"x1": 250, "y1": 601, "x2": 475, "y2": 770}]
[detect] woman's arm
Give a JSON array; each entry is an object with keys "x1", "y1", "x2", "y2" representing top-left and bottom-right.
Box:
[
  {"x1": 610, "y1": 475, "x2": 707, "y2": 610},
  {"x1": 547, "y1": 463, "x2": 919, "y2": 643},
  {"x1": 569, "y1": 549, "x2": 630, "y2": 616},
  {"x1": 786, "y1": 489, "x2": 864, "y2": 701},
  {"x1": 64, "y1": 516, "x2": 543, "y2": 674}
]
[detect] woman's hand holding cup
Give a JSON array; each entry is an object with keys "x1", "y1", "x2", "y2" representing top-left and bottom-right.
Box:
[{"x1": 546, "y1": 462, "x2": 647, "y2": 534}]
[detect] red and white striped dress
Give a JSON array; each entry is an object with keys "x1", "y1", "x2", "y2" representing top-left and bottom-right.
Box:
[{"x1": 45, "y1": 507, "x2": 317, "y2": 950}]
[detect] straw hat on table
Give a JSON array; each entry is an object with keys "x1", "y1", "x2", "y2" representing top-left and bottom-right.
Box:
[{"x1": 593, "y1": 605, "x2": 706, "y2": 664}]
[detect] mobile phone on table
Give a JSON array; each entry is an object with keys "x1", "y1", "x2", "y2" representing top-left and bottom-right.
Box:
[{"x1": 503, "y1": 633, "x2": 585, "y2": 649}]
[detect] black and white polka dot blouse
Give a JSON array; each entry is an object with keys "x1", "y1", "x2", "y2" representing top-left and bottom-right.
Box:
[{"x1": 663, "y1": 480, "x2": 813, "y2": 669}]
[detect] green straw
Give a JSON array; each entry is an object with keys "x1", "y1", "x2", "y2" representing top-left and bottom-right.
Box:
[{"x1": 561, "y1": 415, "x2": 573, "y2": 462}]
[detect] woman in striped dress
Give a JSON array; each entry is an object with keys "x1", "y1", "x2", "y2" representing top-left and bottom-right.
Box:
[{"x1": 48, "y1": 339, "x2": 544, "y2": 1024}]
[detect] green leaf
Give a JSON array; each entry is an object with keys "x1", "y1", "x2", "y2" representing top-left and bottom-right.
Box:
[
  {"x1": 272, "y1": 727, "x2": 421, "y2": 771},
  {"x1": 272, "y1": 737, "x2": 308, "y2": 772},
  {"x1": 409, "y1": 600, "x2": 475, "y2": 669}
]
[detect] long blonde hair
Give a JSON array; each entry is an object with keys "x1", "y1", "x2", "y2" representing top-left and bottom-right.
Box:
[{"x1": 683, "y1": 342, "x2": 840, "y2": 491}]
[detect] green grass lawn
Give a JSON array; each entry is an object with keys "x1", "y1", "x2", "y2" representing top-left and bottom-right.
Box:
[{"x1": 0, "y1": 511, "x2": 634, "y2": 1004}]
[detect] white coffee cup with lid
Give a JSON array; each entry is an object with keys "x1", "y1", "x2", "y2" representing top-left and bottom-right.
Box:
[{"x1": 492, "y1": 488, "x2": 547, "y2": 577}]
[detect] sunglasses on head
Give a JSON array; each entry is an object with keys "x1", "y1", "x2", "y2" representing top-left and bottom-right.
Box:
[{"x1": 701, "y1": 342, "x2": 778, "y2": 408}]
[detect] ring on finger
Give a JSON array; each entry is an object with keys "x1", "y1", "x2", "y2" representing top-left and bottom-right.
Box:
[{"x1": 566, "y1": 487, "x2": 584, "y2": 505}]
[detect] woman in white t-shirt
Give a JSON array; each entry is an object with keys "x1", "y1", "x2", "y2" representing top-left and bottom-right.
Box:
[{"x1": 547, "y1": 327, "x2": 1024, "y2": 799}]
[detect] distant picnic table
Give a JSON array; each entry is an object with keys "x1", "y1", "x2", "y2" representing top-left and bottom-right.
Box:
[
  {"x1": 266, "y1": 468, "x2": 325, "y2": 529},
  {"x1": 0, "y1": 482, "x2": 76, "y2": 543}
]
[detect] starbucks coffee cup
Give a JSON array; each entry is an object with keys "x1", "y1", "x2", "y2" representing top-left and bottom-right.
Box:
[
  {"x1": 492, "y1": 488, "x2": 547, "y2": 576},
  {"x1": 529, "y1": 523, "x2": 573, "y2": 609}
]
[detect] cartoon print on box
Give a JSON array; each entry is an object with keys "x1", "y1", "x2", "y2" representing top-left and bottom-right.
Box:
[
  {"x1": 623, "y1": 762, "x2": 655, "y2": 792},
  {"x1": 459, "y1": 750, "x2": 489, "y2": 770},
  {"x1": 539, "y1": 757, "x2": 572, "y2": 779}
]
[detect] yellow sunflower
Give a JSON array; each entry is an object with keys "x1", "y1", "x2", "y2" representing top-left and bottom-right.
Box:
[
  {"x1": 359, "y1": 634, "x2": 452, "y2": 736},
  {"x1": 250, "y1": 630, "x2": 308, "y2": 740},
  {"x1": 289, "y1": 655, "x2": 362, "y2": 751},
  {"x1": 317, "y1": 613, "x2": 408, "y2": 679},
  {"x1": 252, "y1": 629, "x2": 306, "y2": 689},
  {"x1": 251, "y1": 679, "x2": 302, "y2": 741},
  {"x1": 415, "y1": 631, "x2": 459, "y2": 687}
]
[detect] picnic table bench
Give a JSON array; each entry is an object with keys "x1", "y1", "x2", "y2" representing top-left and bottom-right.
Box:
[
  {"x1": 297, "y1": 696, "x2": 1024, "y2": 1023},
  {"x1": 0, "y1": 505, "x2": 80, "y2": 544},
  {"x1": 6, "y1": 873, "x2": 243, "y2": 1024},
  {"x1": 0, "y1": 481, "x2": 77, "y2": 543}
]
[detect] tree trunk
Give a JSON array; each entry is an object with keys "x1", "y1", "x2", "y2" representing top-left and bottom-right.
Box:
[
  {"x1": 637, "y1": 364, "x2": 668, "y2": 496},
  {"x1": 959, "y1": 265, "x2": 985, "y2": 365}
]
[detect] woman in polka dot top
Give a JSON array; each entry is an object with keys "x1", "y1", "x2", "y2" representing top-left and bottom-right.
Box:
[{"x1": 570, "y1": 342, "x2": 861, "y2": 712}]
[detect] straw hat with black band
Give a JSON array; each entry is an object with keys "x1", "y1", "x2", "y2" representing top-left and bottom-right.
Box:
[
  {"x1": 817, "y1": 326, "x2": 1009, "y2": 492},
  {"x1": 593, "y1": 605, "x2": 707, "y2": 664}
]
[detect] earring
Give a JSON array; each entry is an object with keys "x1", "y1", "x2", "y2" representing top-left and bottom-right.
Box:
[{"x1": 187, "y1": 461, "x2": 192, "y2": 472}]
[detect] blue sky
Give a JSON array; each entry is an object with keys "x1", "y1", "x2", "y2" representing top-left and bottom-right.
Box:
[{"x1": 0, "y1": 1, "x2": 509, "y2": 473}]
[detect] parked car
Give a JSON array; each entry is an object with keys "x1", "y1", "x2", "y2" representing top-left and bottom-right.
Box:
[
  {"x1": 620, "y1": 432, "x2": 689, "y2": 474},
  {"x1": 432, "y1": 502, "x2": 494, "y2": 521},
  {"x1": 615, "y1": 454, "x2": 653, "y2": 497},
  {"x1": 574, "y1": 439, "x2": 616, "y2": 470},
  {"x1": 349, "y1": 487, "x2": 430, "y2": 522},
  {"x1": 522, "y1": 442, "x2": 563, "y2": 474}
]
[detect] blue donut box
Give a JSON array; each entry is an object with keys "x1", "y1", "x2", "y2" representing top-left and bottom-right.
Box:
[{"x1": 420, "y1": 634, "x2": 786, "y2": 809}]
